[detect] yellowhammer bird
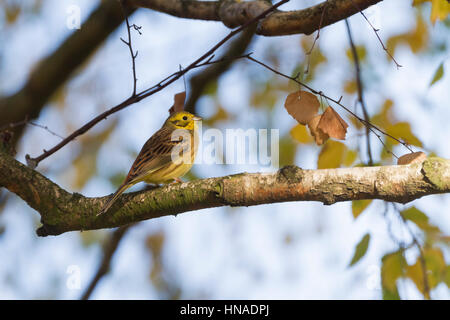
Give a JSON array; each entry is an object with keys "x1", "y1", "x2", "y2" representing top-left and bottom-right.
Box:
[{"x1": 98, "y1": 111, "x2": 201, "y2": 215}]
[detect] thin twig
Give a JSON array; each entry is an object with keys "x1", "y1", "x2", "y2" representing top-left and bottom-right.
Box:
[
  {"x1": 135, "y1": 0, "x2": 289, "y2": 101},
  {"x1": 345, "y1": 19, "x2": 373, "y2": 165},
  {"x1": 304, "y1": 3, "x2": 327, "y2": 76},
  {"x1": 119, "y1": 1, "x2": 140, "y2": 97},
  {"x1": 246, "y1": 54, "x2": 412, "y2": 153},
  {"x1": 350, "y1": 0, "x2": 402, "y2": 68},
  {"x1": 393, "y1": 203, "x2": 431, "y2": 300},
  {"x1": 80, "y1": 225, "x2": 133, "y2": 300},
  {"x1": 25, "y1": 0, "x2": 290, "y2": 168},
  {"x1": 185, "y1": 27, "x2": 256, "y2": 113},
  {"x1": 0, "y1": 117, "x2": 64, "y2": 140}
]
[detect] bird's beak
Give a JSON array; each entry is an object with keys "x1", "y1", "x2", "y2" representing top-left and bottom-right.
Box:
[{"x1": 193, "y1": 116, "x2": 202, "y2": 121}]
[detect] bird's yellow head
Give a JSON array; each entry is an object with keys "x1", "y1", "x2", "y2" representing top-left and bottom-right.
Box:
[{"x1": 165, "y1": 111, "x2": 201, "y2": 130}]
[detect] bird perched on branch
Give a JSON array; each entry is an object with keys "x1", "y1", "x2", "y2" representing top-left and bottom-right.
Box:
[{"x1": 98, "y1": 111, "x2": 201, "y2": 215}]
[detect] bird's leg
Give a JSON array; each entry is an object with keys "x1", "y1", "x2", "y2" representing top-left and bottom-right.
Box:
[{"x1": 174, "y1": 178, "x2": 183, "y2": 183}]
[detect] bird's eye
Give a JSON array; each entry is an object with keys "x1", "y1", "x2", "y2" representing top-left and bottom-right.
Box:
[{"x1": 182, "y1": 116, "x2": 188, "y2": 120}]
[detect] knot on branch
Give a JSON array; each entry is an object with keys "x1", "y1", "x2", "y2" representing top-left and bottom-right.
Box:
[
  {"x1": 219, "y1": 0, "x2": 272, "y2": 28},
  {"x1": 277, "y1": 165, "x2": 303, "y2": 184}
]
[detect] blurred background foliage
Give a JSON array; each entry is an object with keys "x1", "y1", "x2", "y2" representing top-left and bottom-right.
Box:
[{"x1": 0, "y1": 0, "x2": 449, "y2": 299}]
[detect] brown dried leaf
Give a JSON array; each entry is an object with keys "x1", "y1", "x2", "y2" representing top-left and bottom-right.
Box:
[
  {"x1": 317, "y1": 106, "x2": 349, "y2": 140},
  {"x1": 307, "y1": 115, "x2": 329, "y2": 145},
  {"x1": 169, "y1": 92, "x2": 186, "y2": 114},
  {"x1": 397, "y1": 151, "x2": 427, "y2": 165},
  {"x1": 284, "y1": 90, "x2": 319, "y2": 125}
]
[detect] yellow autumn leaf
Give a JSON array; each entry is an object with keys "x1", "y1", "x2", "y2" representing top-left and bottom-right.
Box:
[
  {"x1": 5, "y1": 5, "x2": 21, "y2": 24},
  {"x1": 290, "y1": 124, "x2": 313, "y2": 144},
  {"x1": 386, "y1": 15, "x2": 428, "y2": 56},
  {"x1": 424, "y1": 247, "x2": 447, "y2": 288},
  {"x1": 371, "y1": 99, "x2": 395, "y2": 128},
  {"x1": 430, "y1": 0, "x2": 450, "y2": 23},
  {"x1": 406, "y1": 247, "x2": 446, "y2": 297},
  {"x1": 416, "y1": 0, "x2": 450, "y2": 23},
  {"x1": 346, "y1": 45, "x2": 367, "y2": 63},
  {"x1": 317, "y1": 140, "x2": 347, "y2": 169},
  {"x1": 279, "y1": 136, "x2": 298, "y2": 167},
  {"x1": 408, "y1": 15, "x2": 428, "y2": 53},
  {"x1": 352, "y1": 199, "x2": 373, "y2": 219},
  {"x1": 387, "y1": 122, "x2": 423, "y2": 147},
  {"x1": 343, "y1": 149, "x2": 358, "y2": 167},
  {"x1": 406, "y1": 260, "x2": 428, "y2": 297},
  {"x1": 344, "y1": 80, "x2": 357, "y2": 94}
]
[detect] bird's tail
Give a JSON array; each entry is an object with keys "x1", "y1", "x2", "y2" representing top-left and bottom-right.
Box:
[{"x1": 97, "y1": 183, "x2": 130, "y2": 216}]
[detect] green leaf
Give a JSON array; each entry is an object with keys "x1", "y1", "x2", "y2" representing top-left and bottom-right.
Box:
[
  {"x1": 381, "y1": 250, "x2": 406, "y2": 294},
  {"x1": 429, "y1": 62, "x2": 444, "y2": 87},
  {"x1": 401, "y1": 207, "x2": 441, "y2": 235},
  {"x1": 406, "y1": 247, "x2": 446, "y2": 298},
  {"x1": 382, "y1": 286, "x2": 401, "y2": 300},
  {"x1": 401, "y1": 207, "x2": 429, "y2": 226},
  {"x1": 352, "y1": 199, "x2": 372, "y2": 219},
  {"x1": 349, "y1": 233, "x2": 371, "y2": 267},
  {"x1": 445, "y1": 265, "x2": 450, "y2": 288},
  {"x1": 424, "y1": 247, "x2": 446, "y2": 288}
]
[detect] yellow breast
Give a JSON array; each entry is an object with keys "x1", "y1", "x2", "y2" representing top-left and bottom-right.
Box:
[{"x1": 143, "y1": 129, "x2": 198, "y2": 184}]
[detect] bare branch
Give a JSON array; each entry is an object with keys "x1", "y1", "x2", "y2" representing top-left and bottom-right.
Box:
[
  {"x1": 185, "y1": 27, "x2": 256, "y2": 113},
  {"x1": 0, "y1": 117, "x2": 64, "y2": 140},
  {"x1": 120, "y1": 1, "x2": 141, "y2": 96},
  {"x1": 345, "y1": 19, "x2": 373, "y2": 165},
  {"x1": 350, "y1": 0, "x2": 402, "y2": 68},
  {"x1": 127, "y1": 0, "x2": 383, "y2": 36},
  {"x1": 25, "y1": 0, "x2": 288, "y2": 168},
  {"x1": 394, "y1": 203, "x2": 431, "y2": 300},
  {"x1": 304, "y1": 2, "x2": 327, "y2": 76},
  {"x1": 80, "y1": 225, "x2": 133, "y2": 300},
  {"x1": 1, "y1": 147, "x2": 449, "y2": 237},
  {"x1": 0, "y1": 1, "x2": 135, "y2": 145}
]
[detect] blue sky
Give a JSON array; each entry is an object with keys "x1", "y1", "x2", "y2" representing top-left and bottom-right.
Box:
[{"x1": 0, "y1": 0, "x2": 449, "y2": 299}]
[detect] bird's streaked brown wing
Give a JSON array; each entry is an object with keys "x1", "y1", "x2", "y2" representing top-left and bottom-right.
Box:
[{"x1": 122, "y1": 125, "x2": 181, "y2": 185}]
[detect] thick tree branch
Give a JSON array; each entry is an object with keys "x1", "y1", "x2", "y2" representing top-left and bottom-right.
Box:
[
  {"x1": 127, "y1": 0, "x2": 382, "y2": 36},
  {"x1": 1, "y1": 145, "x2": 449, "y2": 237},
  {"x1": 0, "y1": 1, "x2": 135, "y2": 145}
]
